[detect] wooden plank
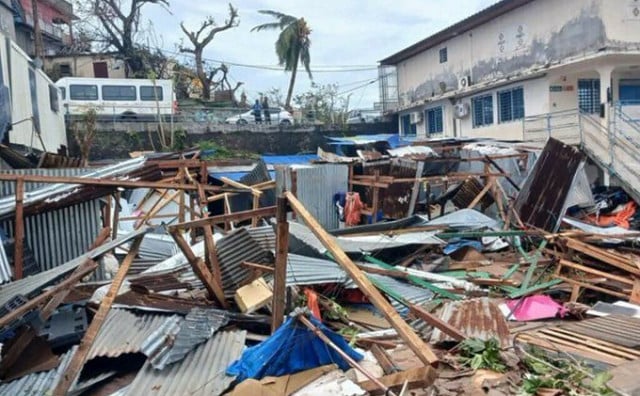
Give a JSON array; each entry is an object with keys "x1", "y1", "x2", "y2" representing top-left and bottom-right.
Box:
[
  {"x1": 170, "y1": 231, "x2": 227, "y2": 305},
  {"x1": 252, "y1": 194, "x2": 260, "y2": 227},
  {"x1": 285, "y1": 191, "x2": 439, "y2": 366},
  {"x1": 358, "y1": 366, "x2": 437, "y2": 395},
  {"x1": 555, "y1": 275, "x2": 629, "y2": 299},
  {"x1": 169, "y1": 206, "x2": 277, "y2": 231},
  {"x1": 14, "y1": 177, "x2": 24, "y2": 279},
  {"x1": 558, "y1": 259, "x2": 635, "y2": 285},
  {"x1": 408, "y1": 303, "x2": 466, "y2": 341},
  {"x1": 53, "y1": 236, "x2": 144, "y2": 396},
  {"x1": 565, "y1": 238, "x2": 640, "y2": 276},
  {"x1": 197, "y1": 185, "x2": 227, "y2": 309},
  {"x1": 112, "y1": 191, "x2": 120, "y2": 241},
  {"x1": 241, "y1": 261, "x2": 275, "y2": 272},
  {"x1": 370, "y1": 344, "x2": 398, "y2": 375},
  {"x1": 272, "y1": 195, "x2": 289, "y2": 333}
]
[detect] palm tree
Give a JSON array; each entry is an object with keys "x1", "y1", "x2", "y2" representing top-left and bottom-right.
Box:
[{"x1": 252, "y1": 10, "x2": 312, "y2": 110}]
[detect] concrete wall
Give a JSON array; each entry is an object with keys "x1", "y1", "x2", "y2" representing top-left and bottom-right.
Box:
[
  {"x1": 45, "y1": 54, "x2": 126, "y2": 79},
  {"x1": 65, "y1": 122, "x2": 396, "y2": 160},
  {"x1": 0, "y1": 0, "x2": 15, "y2": 41},
  {"x1": 396, "y1": 0, "x2": 612, "y2": 108}
]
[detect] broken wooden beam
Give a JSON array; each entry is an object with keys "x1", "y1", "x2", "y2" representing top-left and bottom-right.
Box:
[
  {"x1": 285, "y1": 191, "x2": 439, "y2": 366},
  {"x1": 14, "y1": 177, "x2": 24, "y2": 279},
  {"x1": 272, "y1": 195, "x2": 289, "y2": 332},
  {"x1": 170, "y1": 230, "x2": 227, "y2": 306},
  {"x1": 53, "y1": 235, "x2": 144, "y2": 396},
  {"x1": 358, "y1": 366, "x2": 437, "y2": 395},
  {"x1": 168, "y1": 206, "x2": 277, "y2": 231}
]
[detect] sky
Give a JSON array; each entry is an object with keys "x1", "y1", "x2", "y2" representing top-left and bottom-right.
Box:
[{"x1": 141, "y1": 0, "x2": 499, "y2": 109}]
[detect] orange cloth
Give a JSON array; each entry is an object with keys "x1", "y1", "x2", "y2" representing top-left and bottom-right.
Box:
[
  {"x1": 344, "y1": 192, "x2": 363, "y2": 226},
  {"x1": 304, "y1": 289, "x2": 322, "y2": 320},
  {"x1": 587, "y1": 201, "x2": 637, "y2": 229}
]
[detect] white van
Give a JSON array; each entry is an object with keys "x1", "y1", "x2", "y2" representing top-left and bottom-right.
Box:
[{"x1": 55, "y1": 77, "x2": 176, "y2": 120}]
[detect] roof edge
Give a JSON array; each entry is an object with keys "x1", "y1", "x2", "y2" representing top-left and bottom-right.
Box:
[{"x1": 379, "y1": 0, "x2": 534, "y2": 65}]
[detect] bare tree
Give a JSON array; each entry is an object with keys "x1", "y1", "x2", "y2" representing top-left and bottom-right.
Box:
[
  {"x1": 79, "y1": 0, "x2": 170, "y2": 77},
  {"x1": 179, "y1": 4, "x2": 239, "y2": 100}
]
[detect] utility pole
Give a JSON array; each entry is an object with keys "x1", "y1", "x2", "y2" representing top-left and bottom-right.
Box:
[{"x1": 31, "y1": 0, "x2": 44, "y2": 61}]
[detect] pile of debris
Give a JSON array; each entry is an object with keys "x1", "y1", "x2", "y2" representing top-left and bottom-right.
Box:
[{"x1": 0, "y1": 137, "x2": 639, "y2": 395}]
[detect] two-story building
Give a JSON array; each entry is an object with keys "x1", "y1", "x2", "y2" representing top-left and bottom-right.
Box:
[{"x1": 380, "y1": 0, "x2": 640, "y2": 140}]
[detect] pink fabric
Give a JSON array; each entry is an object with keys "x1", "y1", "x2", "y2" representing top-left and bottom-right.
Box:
[{"x1": 506, "y1": 295, "x2": 567, "y2": 321}]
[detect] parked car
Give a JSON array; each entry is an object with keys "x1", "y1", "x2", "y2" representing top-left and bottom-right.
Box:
[
  {"x1": 224, "y1": 107, "x2": 293, "y2": 125},
  {"x1": 346, "y1": 109, "x2": 382, "y2": 124}
]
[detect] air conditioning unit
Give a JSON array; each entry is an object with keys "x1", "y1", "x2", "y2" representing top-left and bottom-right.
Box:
[
  {"x1": 459, "y1": 75, "x2": 472, "y2": 89},
  {"x1": 454, "y1": 102, "x2": 470, "y2": 119},
  {"x1": 410, "y1": 111, "x2": 423, "y2": 124}
]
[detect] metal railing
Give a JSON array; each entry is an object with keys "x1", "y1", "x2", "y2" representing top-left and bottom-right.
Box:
[{"x1": 523, "y1": 105, "x2": 640, "y2": 201}]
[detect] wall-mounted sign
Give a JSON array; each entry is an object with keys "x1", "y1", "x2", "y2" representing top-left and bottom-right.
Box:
[{"x1": 549, "y1": 85, "x2": 575, "y2": 92}]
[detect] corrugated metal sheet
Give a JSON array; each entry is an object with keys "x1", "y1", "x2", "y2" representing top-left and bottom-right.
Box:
[
  {"x1": 246, "y1": 226, "x2": 276, "y2": 251},
  {"x1": 217, "y1": 228, "x2": 273, "y2": 298},
  {"x1": 0, "y1": 168, "x2": 91, "y2": 196},
  {"x1": 347, "y1": 273, "x2": 434, "y2": 316},
  {"x1": 288, "y1": 221, "x2": 440, "y2": 255},
  {"x1": 0, "y1": 227, "x2": 149, "y2": 308},
  {"x1": 515, "y1": 138, "x2": 585, "y2": 232},
  {"x1": 1, "y1": 199, "x2": 102, "y2": 275},
  {"x1": 277, "y1": 164, "x2": 348, "y2": 230},
  {"x1": 557, "y1": 314, "x2": 640, "y2": 348},
  {"x1": 87, "y1": 309, "x2": 178, "y2": 361},
  {"x1": 0, "y1": 157, "x2": 146, "y2": 216},
  {"x1": 0, "y1": 238, "x2": 10, "y2": 283},
  {"x1": 142, "y1": 308, "x2": 229, "y2": 370},
  {"x1": 0, "y1": 345, "x2": 77, "y2": 395},
  {"x1": 125, "y1": 330, "x2": 246, "y2": 396},
  {"x1": 430, "y1": 298, "x2": 510, "y2": 347},
  {"x1": 282, "y1": 253, "x2": 351, "y2": 287}
]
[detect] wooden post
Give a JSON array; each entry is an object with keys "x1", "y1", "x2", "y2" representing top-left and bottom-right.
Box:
[
  {"x1": 371, "y1": 170, "x2": 380, "y2": 224},
  {"x1": 252, "y1": 194, "x2": 260, "y2": 227},
  {"x1": 170, "y1": 230, "x2": 227, "y2": 306},
  {"x1": 53, "y1": 236, "x2": 144, "y2": 396},
  {"x1": 197, "y1": 185, "x2": 227, "y2": 308},
  {"x1": 14, "y1": 177, "x2": 24, "y2": 280},
  {"x1": 272, "y1": 195, "x2": 289, "y2": 332},
  {"x1": 285, "y1": 192, "x2": 439, "y2": 366},
  {"x1": 111, "y1": 191, "x2": 121, "y2": 241}
]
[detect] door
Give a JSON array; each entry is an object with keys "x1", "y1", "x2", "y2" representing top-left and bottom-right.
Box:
[{"x1": 93, "y1": 62, "x2": 108, "y2": 78}]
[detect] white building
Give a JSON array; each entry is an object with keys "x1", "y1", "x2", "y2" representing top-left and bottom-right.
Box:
[
  {"x1": 380, "y1": 0, "x2": 640, "y2": 140},
  {"x1": 0, "y1": 29, "x2": 67, "y2": 153}
]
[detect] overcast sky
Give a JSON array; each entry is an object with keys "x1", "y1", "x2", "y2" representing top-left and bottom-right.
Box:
[{"x1": 142, "y1": 0, "x2": 498, "y2": 108}]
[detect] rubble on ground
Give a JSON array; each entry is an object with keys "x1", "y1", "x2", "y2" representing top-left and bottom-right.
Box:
[{"x1": 0, "y1": 136, "x2": 639, "y2": 395}]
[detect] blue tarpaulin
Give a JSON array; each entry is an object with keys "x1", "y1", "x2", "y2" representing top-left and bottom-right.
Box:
[
  {"x1": 226, "y1": 315, "x2": 362, "y2": 382},
  {"x1": 443, "y1": 239, "x2": 484, "y2": 255}
]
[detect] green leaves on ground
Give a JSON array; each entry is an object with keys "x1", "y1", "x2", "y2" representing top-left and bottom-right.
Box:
[{"x1": 458, "y1": 338, "x2": 508, "y2": 373}]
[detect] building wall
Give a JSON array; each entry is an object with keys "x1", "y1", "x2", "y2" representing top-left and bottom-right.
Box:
[
  {"x1": 0, "y1": 0, "x2": 15, "y2": 41},
  {"x1": 44, "y1": 55, "x2": 126, "y2": 79},
  {"x1": 396, "y1": 0, "x2": 622, "y2": 109}
]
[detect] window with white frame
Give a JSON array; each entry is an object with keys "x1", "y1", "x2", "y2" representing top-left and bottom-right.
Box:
[
  {"x1": 578, "y1": 79, "x2": 600, "y2": 113},
  {"x1": 425, "y1": 106, "x2": 443, "y2": 134},
  {"x1": 472, "y1": 94, "x2": 493, "y2": 128},
  {"x1": 498, "y1": 86, "x2": 524, "y2": 123}
]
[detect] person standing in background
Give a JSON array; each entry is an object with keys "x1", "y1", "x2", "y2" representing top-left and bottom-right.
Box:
[
  {"x1": 262, "y1": 96, "x2": 271, "y2": 124},
  {"x1": 252, "y1": 99, "x2": 262, "y2": 124}
]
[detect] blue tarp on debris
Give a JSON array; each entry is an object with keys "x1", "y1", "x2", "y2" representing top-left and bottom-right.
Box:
[
  {"x1": 443, "y1": 239, "x2": 484, "y2": 255},
  {"x1": 261, "y1": 154, "x2": 318, "y2": 165},
  {"x1": 226, "y1": 315, "x2": 362, "y2": 382}
]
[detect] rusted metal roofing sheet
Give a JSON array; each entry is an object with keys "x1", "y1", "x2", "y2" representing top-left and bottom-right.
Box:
[
  {"x1": 430, "y1": 297, "x2": 511, "y2": 347},
  {"x1": 557, "y1": 315, "x2": 640, "y2": 349},
  {"x1": 0, "y1": 345, "x2": 77, "y2": 395},
  {"x1": 87, "y1": 309, "x2": 178, "y2": 361},
  {"x1": 125, "y1": 330, "x2": 246, "y2": 396},
  {"x1": 514, "y1": 138, "x2": 585, "y2": 232}
]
